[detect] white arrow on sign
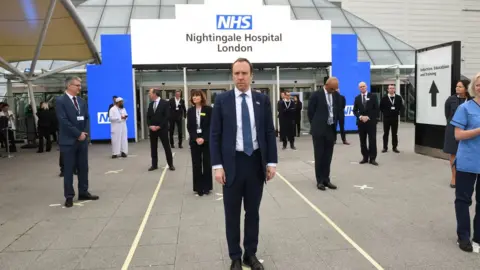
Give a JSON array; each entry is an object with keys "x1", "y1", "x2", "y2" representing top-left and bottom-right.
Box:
[
  {"x1": 105, "y1": 169, "x2": 123, "y2": 174},
  {"x1": 354, "y1": 185, "x2": 373, "y2": 190}
]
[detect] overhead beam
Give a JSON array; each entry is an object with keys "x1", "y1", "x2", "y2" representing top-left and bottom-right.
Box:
[
  {"x1": 33, "y1": 59, "x2": 94, "y2": 80},
  {"x1": 0, "y1": 56, "x2": 28, "y2": 81}
]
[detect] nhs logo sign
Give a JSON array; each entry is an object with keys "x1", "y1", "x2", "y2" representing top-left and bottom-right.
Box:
[
  {"x1": 344, "y1": 105, "x2": 354, "y2": 117},
  {"x1": 97, "y1": 112, "x2": 110, "y2": 124},
  {"x1": 216, "y1": 15, "x2": 252, "y2": 30}
]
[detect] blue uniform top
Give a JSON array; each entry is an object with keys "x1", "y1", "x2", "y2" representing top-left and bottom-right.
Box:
[{"x1": 450, "y1": 99, "x2": 480, "y2": 174}]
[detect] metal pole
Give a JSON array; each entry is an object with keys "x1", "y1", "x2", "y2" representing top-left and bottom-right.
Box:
[
  {"x1": 183, "y1": 67, "x2": 188, "y2": 141},
  {"x1": 4, "y1": 127, "x2": 13, "y2": 158},
  {"x1": 29, "y1": 0, "x2": 57, "y2": 78},
  {"x1": 271, "y1": 83, "x2": 276, "y2": 130},
  {"x1": 139, "y1": 71, "x2": 145, "y2": 140},
  {"x1": 395, "y1": 66, "x2": 401, "y2": 123},
  {"x1": 132, "y1": 68, "x2": 138, "y2": 142},
  {"x1": 275, "y1": 66, "x2": 280, "y2": 130},
  {"x1": 26, "y1": 81, "x2": 38, "y2": 123}
]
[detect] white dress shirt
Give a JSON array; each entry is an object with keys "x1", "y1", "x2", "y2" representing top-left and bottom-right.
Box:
[
  {"x1": 66, "y1": 92, "x2": 80, "y2": 113},
  {"x1": 153, "y1": 97, "x2": 160, "y2": 111},
  {"x1": 212, "y1": 88, "x2": 276, "y2": 169},
  {"x1": 175, "y1": 98, "x2": 181, "y2": 109},
  {"x1": 324, "y1": 87, "x2": 333, "y2": 119},
  {"x1": 0, "y1": 110, "x2": 15, "y2": 130}
]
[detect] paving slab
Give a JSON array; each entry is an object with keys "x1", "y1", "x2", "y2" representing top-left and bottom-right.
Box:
[{"x1": 0, "y1": 123, "x2": 478, "y2": 269}]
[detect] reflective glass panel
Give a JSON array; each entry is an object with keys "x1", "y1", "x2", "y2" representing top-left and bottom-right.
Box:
[
  {"x1": 358, "y1": 51, "x2": 372, "y2": 63},
  {"x1": 106, "y1": 0, "x2": 133, "y2": 5},
  {"x1": 354, "y1": 28, "x2": 390, "y2": 50},
  {"x1": 95, "y1": 28, "x2": 128, "y2": 50},
  {"x1": 135, "y1": 0, "x2": 160, "y2": 5},
  {"x1": 317, "y1": 8, "x2": 349, "y2": 27},
  {"x1": 159, "y1": 6, "x2": 175, "y2": 19},
  {"x1": 293, "y1": 7, "x2": 320, "y2": 19},
  {"x1": 162, "y1": 0, "x2": 187, "y2": 4},
  {"x1": 132, "y1": 6, "x2": 159, "y2": 19},
  {"x1": 76, "y1": 6, "x2": 103, "y2": 27},
  {"x1": 290, "y1": 0, "x2": 315, "y2": 7},
  {"x1": 343, "y1": 11, "x2": 371, "y2": 27},
  {"x1": 396, "y1": 51, "x2": 415, "y2": 65},
  {"x1": 187, "y1": 0, "x2": 204, "y2": 3},
  {"x1": 313, "y1": 0, "x2": 335, "y2": 7},
  {"x1": 17, "y1": 61, "x2": 53, "y2": 71},
  {"x1": 265, "y1": 0, "x2": 289, "y2": 5},
  {"x1": 381, "y1": 31, "x2": 414, "y2": 50},
  {"x1": 100, "y1": 6, "x2": 132, "y2": 27},
  {"x1": 368, "y1": 51, "x2": 401, "y2": 65},
  {"x1": 81, "y1": 0, "x2": 106, "y2": 5}
]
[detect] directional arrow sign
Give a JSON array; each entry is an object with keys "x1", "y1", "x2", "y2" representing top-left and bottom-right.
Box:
[{"x1": 429, "y1": 80, "x2": 439, "y2": 107}]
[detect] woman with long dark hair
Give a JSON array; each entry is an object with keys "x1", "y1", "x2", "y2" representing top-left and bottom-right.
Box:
[{"x1": 443, "y1": 80, "x2": 471, "y2": 188}]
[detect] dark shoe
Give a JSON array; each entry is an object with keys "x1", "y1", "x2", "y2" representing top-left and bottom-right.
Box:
[
  {"x1": 359, "y1": 159, "x2": 368, "y2": 164},
  {"x1": 290, "y1": 146, "x2": 296, "y2": 150},
  {"x1": 203, "y1": 190, "x2": 210, "y2": 195},
  {"x1": 148, "y1": 166, "x2": 158, "y2": 171},
  {"x1": 325, "y1": 182, "x2": 337, "y2": 190},
  {"x1": 78, "y1": 193, "x2": 99, "y2": 201},
  {"x1": 59, "y1": 172, "x2": 64, "y2": 177},
  {"x1": 171, "y1": 144, "x2": 175, "y2": 148},
  {"x1": 230, "y1": 259, "x2": 242, "y2": 270},
  {"x1": 169, "y1": 165, "x2": 176, "y2": 171},
  {"x1": 65, "y1": 198, "x2": 73, "y2": 208},
  {"x1": 393, "y1": 148, "x2": 400, "y2": 153},
  {"x1": 198, "y1": 191, "x2": 204, "y2": 196},
  {"x1": 179, "y1": 145, "x2": 183, "y2": 149},
  {"x1": 121, "y1": 152, "x2": 127, "y2": 158},
  {"x1": 457, "y1": 240, "x2": 473, "y2": 252},
  {"x1": 343, "y1": 141, "x2": 350, "y2": 145},
  {"x1": 282, "y1": 146, "x2": 286, "y2": 150},
  {"x1": 317, "y1": 183, "x2": 326, "y2": 191},
  {"x1": 112, "y1": 155, "x2": 117, "y2": 159},
  {"x1": 243, "y1": 255, "x2": 264, "y2": 270},
  {"x1": 369, "y1": 160, "x2": 379, "y2": 166},
  {"x1": 450, "y1": 184, "x2": 456, "y2": 188},
  {"x1": 382, "y1": 149, "x2": 387, "y2": 153}
]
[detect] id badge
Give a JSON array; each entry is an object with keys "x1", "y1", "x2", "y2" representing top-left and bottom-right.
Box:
[
  {"x1": 196, "y1": 129, "x2": 202, "y2": 134},
  {"x1": 176, "y1": 107, "x2": 179, "y2": 110},
  {"x1": 391, "y1": 106, "x2": 395, "y2": 110},
  {"x1": 77, "y1": 116, "x2": 84, "y2": 121}
]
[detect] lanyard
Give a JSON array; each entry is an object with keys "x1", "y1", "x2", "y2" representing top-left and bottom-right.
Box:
[
  {"x1": 388, "y1": 95, "x2": 395, "y2": 105},
  {"x1": 196, "y1": 108, "x2": 201, "y2": 128},
  {"x1": 283, "y1": 100, "x2": 291, "y2": 109}
]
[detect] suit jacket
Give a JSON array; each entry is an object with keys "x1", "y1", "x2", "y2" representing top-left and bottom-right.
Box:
[
  {"x1": 55, "y1": 94, "x2": 89, "y2": 146},
  {"x1": 168, "y1": 98, "x2": 187, "y2": 120},
  {"x1": 353, "y1": 92, "x2": 379, "y2": 125},
  {"x1": 380, "y1": 94, "x2": 403, "y2": 118},
  {"x1": 336, "y1": 94, "x2": 346, "y2": 119},
  {"x1": 308, "y1": 89, "x2": 338, "y2": 140},
  {"x1": 187, "y1": 105, "x2": 212, "y2": 144},
  {"x1": 147, "y1": 98, "x2": 170, "y2": 132},
  {"x1": 295, "y1": 101, "x2": 303, "y2": 120},
  {"x1": 210, "y1": 90, "x2": 278, "y2": 186}
]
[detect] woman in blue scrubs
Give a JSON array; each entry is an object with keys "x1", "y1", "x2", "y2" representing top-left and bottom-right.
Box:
[{"x1": 450, "y1": 72, "x2": 480, "y2": 252}]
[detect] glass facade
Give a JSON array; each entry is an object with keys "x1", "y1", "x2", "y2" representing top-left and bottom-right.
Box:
[{"x1": 6, "y1": 0, "x2": 415, "y2": 71}]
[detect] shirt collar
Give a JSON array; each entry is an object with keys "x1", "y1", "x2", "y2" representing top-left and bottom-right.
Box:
[
  {"x1": 235, "y1": 87, "x2": 252, "y2": 98},
  {"x1": 323, "y1": 87, "x2": 328, "y2": 94},
  {"x1": 66, "y1": 92, "x2": 75, "y2": 99},
  {"x1": 388, "y1": 94, "x2": 395, "y2": 97},
  {"x1": 154, "y1": 97, "x2": 160, "y2": 102}
]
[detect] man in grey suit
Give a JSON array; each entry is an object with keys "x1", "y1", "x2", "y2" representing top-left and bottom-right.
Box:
[{"x1": 56, "y1": 77, "x2": 99, "y2": 208}]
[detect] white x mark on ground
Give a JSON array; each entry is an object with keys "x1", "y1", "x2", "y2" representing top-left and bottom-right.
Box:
[
  {"x1": 49, "y1": 200, "x2": 92, "y2": 208},
  {"x1": 354, "y1": 185, "x2": 373, "y2": 190},
  {"x1": 105, "y1": 169, "x2": 124, "y2": 174}
]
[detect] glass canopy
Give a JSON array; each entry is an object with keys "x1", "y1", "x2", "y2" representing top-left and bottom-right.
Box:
[{"x1": 9, "y1": 0, "x2": 416, "y2": 71}]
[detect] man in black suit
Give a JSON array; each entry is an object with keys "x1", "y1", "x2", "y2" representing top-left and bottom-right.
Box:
[
  {"x1": 308, "y1": 77, "x2": 339, "y2": 191},
  {"x1": 353, "y1": 81, "x2": 379, "y2": 165},
  {"x1": 210, "y1": 58, "x2": 277, "y2": 270},
  {"x1": 56, "y1": 77, "x2": 99, "y2": 208},
  {"x1": 334, "y1": 89, "x2": 350, "y2": 145},
  {"x1": 278, "y1": 90, "x2": 296, "y2": 150},
  {"x1": 293, "y1": 95, "x2": 302, "y2": 137},
  {"x1": 168, "y1": 90, "x2": 187, "y2": 148},
  {"x1": 380, "y1": 84, "x2": 403, "y2": 153},
  {"x1": 147, "y1": 88, "x2": 175, "y2": 171}
]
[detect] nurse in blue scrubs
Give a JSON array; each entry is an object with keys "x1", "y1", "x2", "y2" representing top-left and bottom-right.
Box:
[{"x1": 450, "y1": 72, "x2": 480, "y2": 252}]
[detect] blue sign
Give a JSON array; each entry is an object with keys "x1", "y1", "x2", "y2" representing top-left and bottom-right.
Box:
[
  {"x1": 216, "y1": 15, "x2": 252, "y2": 30},
  {"x1": 87, "y1": 34, "x2": 136, "y2": 140}
]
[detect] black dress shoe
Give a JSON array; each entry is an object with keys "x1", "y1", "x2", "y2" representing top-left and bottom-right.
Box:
[
  {"x1": 78, "y1": 193, "x2": 99, "y2": 201},
  {"x1": 59, "y1": 172, "x2": 64, "y2": 177},
  {"x1": 359, "y1": 159, "x2": 368, "y2": 164},
  {"x1": 169, "y1": 165, "x2": 176, "y2": 171},
  {"x1": 393, "y1": 148, "x2": 400, "y2": 153},
  {"x1": 148, "y1": 166, "x2": 158, "y2": 171},
  {"x1": 179, "y1": 145, "x2": 183, "y2": 149},
  {"x1": 243, "y1": 255, "x2": 264, "y2": 270},
  {"x1": 317, "y1": 183, "x2": 326, "y2": 191},
  {"x1": 171, "y1": 145, "x2": 175, "y2": 148},
  {"x1": 65, "y1": 198, "x2": 73, "y2": 208},
  {"x1": 369, "y1": 160, "x2": 379, "y2": 166},
  {"x1": 121, "y1": 152, "x2": 127, "y2": 158},
  {"x1": 290, "y1": 146, "x2": 296, "y2": 150},
  {"x1": 230, "y1": 259, "x2": 242, "y2": 270},
  {"x1": 450, "y1": 184, "x2": 456, "y2": 188},
  {"x1": 457, "y1": 240, "x2": 473, "y2": 252},
  {"x1": 112, "y1": 155, "x2": 117, "y2": 159},
  {"x1": 382, "y1": 149, "x2": 387, "y2": 153},
  {"x1": 325, "y1": 182, "x2": 337, "y2": 189}
]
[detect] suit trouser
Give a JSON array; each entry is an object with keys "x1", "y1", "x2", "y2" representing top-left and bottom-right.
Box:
[
  {"x1": 169, "y1": 118, "x2": 183, "y2": 146},
  {"x1": 358, "y1": 122, "x2": 377, "y2": 160},
  {"x1": 312, "y1": 125, "x2": 335, "y2": 185},
  {"x1": 455, "y1": 170, "x2": 480, "y2": 242},
  {"x1": 190, "y1": 141, "x2": 213, "y2": 193},
  {"x1": 295, "y1": 118, "x2": 301, "y2": 136},
  {"x1": 150, "y1": 130, "x2": 173, "y2": 167},
  {"x1": 335, "y1": 116, "x2": 346, "y2": 142},
  {"x1": 382, "y1": 116, "x2": 399, "y2": 149},
  {"x1": 38, "y1": 128, "x2": 52, "y2": 152},
  {"x1": 60, "y1": 141, "x2": 89, "y2": 199},
  {"x1": 223, "y1": 150, "x2": 264, "y2": 260}
]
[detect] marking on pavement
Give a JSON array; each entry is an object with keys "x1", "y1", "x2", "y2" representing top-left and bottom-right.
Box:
[
  {"x1": 350, "y1": 161, "x2": 361, "y2": 164},
  {"x1": 215, "y1": 193, "x2": 223, "y2": 201},
  {"x1": 354, "y1": 185, "x2": 373, "y2": 190},
  {"x1": 121, "y1": 152, "x2": 175, "y2": 270},
  {"x1": 49, "y1": 200, "x2": 92, "y2": 208},
  {"x1": 105, "y1": 169, "x2": 123, "y2": 174},
  {"x1": 277, "y1": 172, "x2": 384, "y2": 270},
  {"x1": 308, "y1": 160, "x2": 315, "y2": 164},
  {"x1": 242, "y1": 259, "x2": 264, "y2": 270}
]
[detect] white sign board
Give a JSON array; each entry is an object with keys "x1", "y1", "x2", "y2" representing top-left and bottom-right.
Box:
[
  {"x1": 416, "y1": 45, "x2": 452, "y2": 125},
  {"x1": 130, "y1": 0, "x2": 331, "y2": 65}
]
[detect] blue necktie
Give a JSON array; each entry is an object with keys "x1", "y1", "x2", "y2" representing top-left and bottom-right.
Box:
[{"x1": 241, "y1": 93, "x2": 253, "y2": 156}]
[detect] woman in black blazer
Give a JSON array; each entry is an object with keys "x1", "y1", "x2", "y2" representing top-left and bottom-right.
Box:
[{"x1": 187, "y1": 89, "x2": 213, "y2": 196}]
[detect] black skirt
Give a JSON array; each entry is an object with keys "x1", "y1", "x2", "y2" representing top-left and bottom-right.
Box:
[{"x1": 443, "y1": 123, "x2": 458, "y2": 155}]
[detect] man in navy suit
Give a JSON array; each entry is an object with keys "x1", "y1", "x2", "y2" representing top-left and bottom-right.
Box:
[
  {"x1": 210, "y1": 58, "x2": 277, "y2": 270},
  {"x1": 56, "y1": 77, "x2": 99, "y2": 208}
]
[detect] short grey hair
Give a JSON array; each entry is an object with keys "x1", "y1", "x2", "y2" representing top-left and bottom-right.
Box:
[
  {"x1": 65, "y1": 76, "x2": 82, "y2": 87},
  {"x1": 469, "y1": 72, "x2": 480, "y2": 98}
]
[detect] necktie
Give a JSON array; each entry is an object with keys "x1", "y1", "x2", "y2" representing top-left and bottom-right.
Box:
[
  {"x1": 72, "y1": 97, "x2": 79, "y2": 112},
  {"x1": 153, "y1": 101, "x2": 157, "y2": 111},
  {"x1": 241, "y1": 94, "x2": 253, "y2": 156},
  {"x1": 327, "y1": 94, "x2": 334, "y2": 125},
  {"x1": 362, "y1": 94, "x2": 366, "y2": 106}
]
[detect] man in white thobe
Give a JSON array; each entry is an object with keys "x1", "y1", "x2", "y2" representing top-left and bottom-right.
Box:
[{"x1": 109, "y1": 97, "x2": 128, "y2": 158}]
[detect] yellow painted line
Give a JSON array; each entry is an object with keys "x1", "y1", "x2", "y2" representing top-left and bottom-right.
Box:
[
  {"x1": 121, "y1": 153, "x2": 175, "y2": 270},
  {"x1": 276, "y1": 172, "x2": 384, "y2": 270}
]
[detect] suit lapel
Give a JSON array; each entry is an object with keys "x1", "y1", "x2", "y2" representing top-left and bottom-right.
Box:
[
  {"x1": 252, "y1": 92, "x2": 260, "y2": 130},
  {"x1": 64, "y1": 94, "x2": 78, "y2": 115},
  {"x1": 227, "y1": 90, "x2": 236, "y2": 137}
]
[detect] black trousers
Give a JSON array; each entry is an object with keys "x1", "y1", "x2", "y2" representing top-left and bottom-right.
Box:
[
  {"x1": 0, "y1": 129, "x2": 16, "y2": 152},
  {"x1": 190, "y1": 141, "x2": 212, "y2": 193},
  {"x1": 383, "y1": 117, "x2": 399, "y2": 150},
  {"x1": 295, "y1": 118, "x2": 301, "y2": 136},
  {"x1": 150, "y1": 130, "x2": 173, "y2": 167},
  {"x1": 358, "y1": 122, "x2": 377, "y2": 160},
  {"x1": 223, "y1": 150, "x2": 264, "y2": 260},
  {"x1": 169, "y1": 118, "x2": 183, "y2": 146},
  {"x1": 312, "y1": 126, "x2": 335, "y2": 185},
  {"x1": 38, "y1": 128, "x2": 52, "y2": 152},
  {"x1": 59, "y1": 152, "x2": 78, "y2": 174},
  {"x1": 60, "y1": 141, "x2": 89, "y2": 199},
  {"x1": 455, "y1": 170, "x2": 480, "y2": 242},
  {"x1": 335, "y1": 116, "x2": 346, "y2": 142}
]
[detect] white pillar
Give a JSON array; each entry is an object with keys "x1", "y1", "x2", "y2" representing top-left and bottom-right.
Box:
[
  {"x1": 132, "y1": 69, "x2": 138, "y2": 142},
  {"x1": 138, "y1": 71, "x2": 145, "y2": 140},
  {"x1": 275, "y1": 66, "x2": 280, "y2": 130},
  {"x1": 395, "y1": 66, "x2": 401, "y2": 123},
  {"x1": 183, "y1": 67, "x2": 188, "y2": 141}
]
